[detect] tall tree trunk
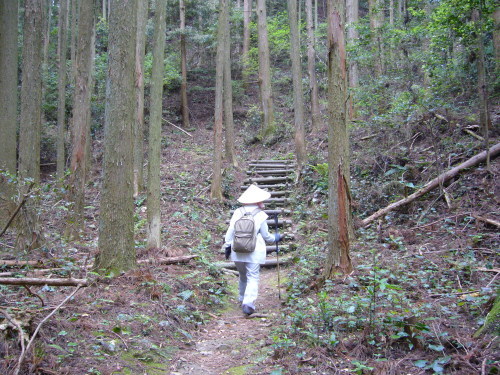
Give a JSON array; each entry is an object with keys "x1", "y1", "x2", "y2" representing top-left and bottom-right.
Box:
[
  {"x1": 102, "y1": 0, "x2": 106, "y2": 20},
  {"x1": 288, "y1": 0, "x2": 306, "y2": 168},
  {"x1": 472, "y1": 8, "x2": 491, "y2": 169},
  {"x1": 147, "y1": 0, "x2": 166, "y2": 250},
  {"x1": 493, "y1": 8, "x2": 500, "y2": 75},
  {"x1": 179, "y1": 0, "x2": 190, "y2": 129},
  {"x1": 17, "y1": 0, "x2": 44, "y2": 252},
  {"x1": 242, "y1": 0, "x2": 252, "y2": 89},
  {"x1": 368, "y1": 0, "x2": 384, "y2": 76},
  {"x1": 96, "y1": 0, "x2": 137, "y2": 274},
  {"x1": 346, "y1": 0, "x2": 358, "y2": 118},
  {"x1": 210, "y1": 0, "x2": 228, "y2": 201},
  {"x1": 43, "y1": 0, "x2": 52, "y2": 67},
  {"x1": 306, "y1": 0, "x2": 321, "y2": 132},
  {"x1": 19, "y1": 0, "x2": 44, "y2": 184},
  {"x1": 224, "y1": 3, "x2": 237, "y2": 168},
  {"x1": 0, "y1": 0, "x2": 19, "y2": 175},
  {"x1": 56, "y1": 0, "x2": 70, "y2": 184},
  {"x1": 70, "y1": 0, "x2": 79, "y2": 79},
  {"x1": 66, "y1": 0, "x2": 95, "y2": 239},
  {"x1": 256, "y1": 0, "x2": 275, "y2": 137},
  {"x1": 323, "y1": 0, "x2": 353, "y2": 279},
  {"x1": 133, "y1": 0, "x2": 148, "y2": 196}
]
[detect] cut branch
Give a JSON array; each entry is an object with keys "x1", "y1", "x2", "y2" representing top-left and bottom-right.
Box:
[
  {"x1": 162, "y1": 117, "x2": 193, "y2": 137},
  {"x1": 0, "y1": 277, "x2": 88, "y2": 287},
  {"x1": 361, "y1": 143, "x2": 500, "y2": 227}
]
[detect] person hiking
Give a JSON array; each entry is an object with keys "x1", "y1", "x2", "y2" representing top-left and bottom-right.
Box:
[{"x1": 223, "y1": 184, "x2": 282, "y2": 315}]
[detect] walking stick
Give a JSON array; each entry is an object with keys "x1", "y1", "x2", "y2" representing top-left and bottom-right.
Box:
[{"x1": 274, "y1": 213, "x2": 281, "y2": 300}]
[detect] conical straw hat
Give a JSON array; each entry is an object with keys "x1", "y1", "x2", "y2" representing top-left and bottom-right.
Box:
[{"x1": 238, "y1": 184, "x2": 271, "y2": 204}]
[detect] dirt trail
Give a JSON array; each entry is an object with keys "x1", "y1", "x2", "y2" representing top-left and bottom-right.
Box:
[{"x1": 169, "y1": 268, "x2": 284, "y2": 375}]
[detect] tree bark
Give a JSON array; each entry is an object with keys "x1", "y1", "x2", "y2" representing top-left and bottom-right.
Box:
[
  {"x1": 180, "y1": 0, "x2": 190, "y2": 129},
  {"x1": 0, "y1": 0, "x2": 19, "y2": 175},
  {"x1": 133, "y1": 0, "x2": 148, "y2": 196},
  {"x1": 56, "y1": 0, "x2": 70, "y2": 184},
  {"x1": 256, "y1": 0, "x2": 275, "y2": 137},
  {"x1": 223, "y1": 3, "x2": 237, "y2": 167},
  {"x1": 210, "y1": 0, "x2": 228, "y2": 201},
  {"x1": 368, "y1": 0, "x2": 384, "y2": 76},
  {"x1": 361, "y1": 143, "x2": 500, "y2": 227},
  {"x1": 493, "y1": 8, "x2": 500, "y2": 75},
  {"x1": 66, "y1": 0, "x2": 95, "y2": 239},
  {"x1": 288, "y1": 0, "x2": 306, "y2": 169},
  {"x1": 242, "y1": 0, "x2": 253, "y2": 89},
  {"x1": 96, "y1": 0, "x2": 138, "y2": 274},
  {"x1": 19, "y1": 0, "x2": 44, "y2": 184},
  {"x1": 323, "y1": 0, "x2": 353, "y2": 279},
  {"x1": 147, "y1": 0, "x2": 167, "y2": 251},
  {"x1": 472, "y1": 8, "x2": 491, "y2": 170},
  {"x1": 70, "y1": 0, "x2": 79, "y2": 79},
  {"x1": 306, "y1": 0, "x2": 321, "y2": 132},
  {"x1": 346, "y1": 0, "x2": 358, "y2": 118}
]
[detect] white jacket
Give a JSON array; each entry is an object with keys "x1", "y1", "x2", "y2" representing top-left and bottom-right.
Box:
[{"x1": 224, "y1": 205, "x2": 276, "y2": 264}]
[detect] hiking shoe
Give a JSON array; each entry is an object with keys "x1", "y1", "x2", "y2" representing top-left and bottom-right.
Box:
[{"x1": 242, "y1": 304, "x2": 255, "y2": 315}]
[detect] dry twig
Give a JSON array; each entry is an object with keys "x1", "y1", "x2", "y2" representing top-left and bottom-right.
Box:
[{"x1": 14, "y1": 285, "x2": 82, "y2": 375}]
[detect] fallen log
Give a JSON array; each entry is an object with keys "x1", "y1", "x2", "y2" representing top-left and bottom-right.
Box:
[
  {"x1": 0, "y1": 277, "x2": 88, "y2": 287},
  {"x1": 250, "y1": 159, "x2": 295, "y2": 164},
  {"x1": 217, "y1": 257, "x2": 290, "y2": 269},
  {"x1": 137, "y1": 254, "x2": 198, "y2": 265},
  {"x1": 247, "y1": 169, "x2": 295, "y2": 175},
  {"x1": 361, "y1": 143, "x2": 500, "y2": 227},
  {"x1": 244, "y1": 176, "x2": 292, "y2": 184},
  {"x1": 249, "y1": 163, "x2": 296, "y2": 169},
  {"x1": 241, "y1": 183, "x2": 292, "y2": 190},
  {"x1": 0, "y1": 260, "x2": 44, "y2": 268}
]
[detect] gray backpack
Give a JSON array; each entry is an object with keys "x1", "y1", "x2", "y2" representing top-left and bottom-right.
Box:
[{"x1": 232, "y1": 207, "x2": 261, "y2": 253}]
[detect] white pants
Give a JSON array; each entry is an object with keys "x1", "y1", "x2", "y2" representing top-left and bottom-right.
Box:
[{"x1": 234, "y1": 262, "x2": 260, "y2": 309}]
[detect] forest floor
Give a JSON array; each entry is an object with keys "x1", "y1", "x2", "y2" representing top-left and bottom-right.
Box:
[
  {"x1": 170, "y1": 269, "x2": 285, "y2": 375},
  {"x1": 1, "y1": 87, "x2": 499, "y2": 374}
]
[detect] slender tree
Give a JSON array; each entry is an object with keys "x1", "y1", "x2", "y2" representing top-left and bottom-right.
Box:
[
  {"x1": 242, "y1": 0, "x2": 252, "y2": 89},
  {"x1": 223, "y1": 2, "x2": 237, "y2": 167},
  {"x1": 133, "y1": 0, "x2": 148, "y2": 196},
  {"x1": 147, "y1": 0, "x2": 167, "y2": 250},
  {"x1": 70, "y1": 0, "x2": 78, "y2": 79},
  {"x1": 306, "y1": 0, "x2": 321, "y2": 132},
  {"x1": 19, "y1": 0, "x2": 44, "y2": 184},
  {"x1": 66, "y1": 0, "x2": 95, "y2": 239},
  {"x1": 368, "y1": 0, "x2": 384, "y2": 76},
  {"x1": 56, "y1": 0, "x2": 70, "y2": 183},
  {"x1": 323, "y1": 0, "x2": 353, "y2": 279},
  {"x1": 96, "y1": 0, "x2": 138, "y2": 273},
  {"x1": 346, "y1": 0, "x2": 358, "y2": 118},
  {"x1": 0, "y1": 0, "x2": 19, "y2": 175},
  {"x1": 288, "y1": 0, "x2": 306, "y2": 169},
  {"x1": 256, "y1": 0, "x2": 275, "y2": 137},
  {"x1": 210, "y1": 0, "x2": 228, "y2": 201},
  {"x1": 180, "y1": 0, "x2": 190, "y2": 128}
]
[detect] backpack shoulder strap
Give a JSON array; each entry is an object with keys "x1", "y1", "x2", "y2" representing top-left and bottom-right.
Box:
[{"x1": 250, "y1": 208, "x2": 261, "y2": 216}]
